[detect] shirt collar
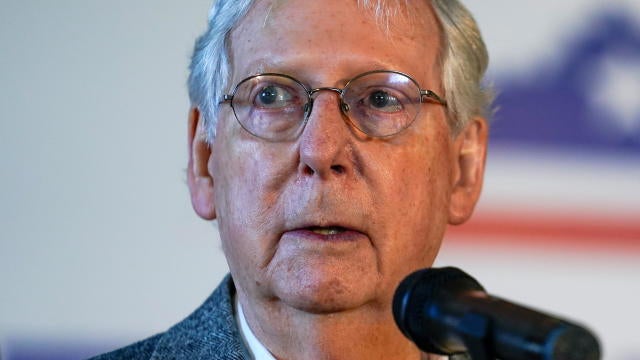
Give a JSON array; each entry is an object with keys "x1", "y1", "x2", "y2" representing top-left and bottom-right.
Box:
[{"x1": 235, "y1": 296, "x2": 277, "y2": 360}]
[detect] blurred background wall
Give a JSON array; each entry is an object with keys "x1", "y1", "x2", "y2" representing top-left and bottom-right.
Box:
[{"x1": 1, "y1": 1, "x2": 638, "y2": 359}]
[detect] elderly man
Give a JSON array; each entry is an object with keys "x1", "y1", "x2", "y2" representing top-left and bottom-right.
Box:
[{"x1": 95, "y1": 0, "x2": 491, "y2": 359}]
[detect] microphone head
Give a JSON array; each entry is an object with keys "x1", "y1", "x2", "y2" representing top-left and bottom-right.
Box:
[
  {"x1": 393, "y1": 267, "x2": 601, "y2": 360},
  {"x1": 392, "y1": 267, "x2": 485, "y2": 355},
  {"x1": 545, "y1": 325, "x2": 601, "y2": 360}
]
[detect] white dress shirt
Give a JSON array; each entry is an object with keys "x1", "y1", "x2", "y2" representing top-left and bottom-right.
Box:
[{"x1": 235, "y1": 296, "x2": 277, "y2": 360}]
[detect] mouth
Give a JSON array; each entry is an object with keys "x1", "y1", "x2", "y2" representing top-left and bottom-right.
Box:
[
  {"x1": 307, "y1": 226, "x2": 348, "y2": 235},
  {"x1": 280, "y1": 223, "x2": 367, "y2": 244}
]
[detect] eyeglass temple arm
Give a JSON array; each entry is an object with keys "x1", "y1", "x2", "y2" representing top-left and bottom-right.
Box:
[
  {"x1": 219, "y1": 94, "x2": 234, "y2": 105},
  {"x1": 420, "y1": 90, "x2": 447, "y2": 106}
]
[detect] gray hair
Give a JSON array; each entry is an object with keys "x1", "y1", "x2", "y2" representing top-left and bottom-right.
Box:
[{"x1": 187, "y1": 0, "x2": 492, "y2": 141}]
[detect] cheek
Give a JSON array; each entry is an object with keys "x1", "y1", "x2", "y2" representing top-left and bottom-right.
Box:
[
  {"x1": 372, "y1": 130, "x2": 454, "y2": 270},
  {"x1": 212, "y1": 117, "x2": 278, "y2": 216},
  {"x1": 381, "y1": 132, "x2": 452, "y2": 210},
  {"x1": 210, "y1": 131, "x2": 295, "y2": 271}
]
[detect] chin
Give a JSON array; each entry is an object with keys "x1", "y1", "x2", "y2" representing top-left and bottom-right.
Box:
[{"x1": 273, "y1": 271, "x2": 378, "y2": 314}]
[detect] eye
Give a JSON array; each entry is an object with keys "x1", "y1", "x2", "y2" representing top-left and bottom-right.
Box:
[
  {"x1": 254, "y1": 84, "x2": 296, "y2": 109},
  {"x1": 370, "y1": 90, "x2": 394, "y2": 108},
  {"x1": 361, "y1": 89, "x2": 403, "y2": 113}
]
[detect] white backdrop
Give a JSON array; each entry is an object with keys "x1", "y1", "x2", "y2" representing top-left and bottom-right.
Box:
[{"x1": 1, "y1": 1, "x2": 639, "y2": 359}]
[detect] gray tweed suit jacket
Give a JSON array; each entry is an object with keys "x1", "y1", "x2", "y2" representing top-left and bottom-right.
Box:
[
  {"x1": 91, "y1": 275, "x2": 251, "y2": 360},
  {"x1": 91, "y1": 276, "x2": 466, "y2": 360}
]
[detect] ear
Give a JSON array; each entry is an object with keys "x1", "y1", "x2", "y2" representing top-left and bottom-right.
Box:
[
  {"x1": 187, "y1": 108, "x2": 216, "y2": 220},
  {"x1": 448, "y1": 116, "x2": 489, "y2": 225}
]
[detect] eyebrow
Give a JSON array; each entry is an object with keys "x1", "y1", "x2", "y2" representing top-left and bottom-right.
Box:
[{"x1": 241, "y1": 59, "x2": 403, "y2": 85}]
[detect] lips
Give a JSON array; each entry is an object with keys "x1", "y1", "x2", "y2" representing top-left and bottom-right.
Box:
[
  {"x1": 281, "y1": 223, "x2": 366, "y2": 243},
  {"x1": 307, "y1": 226, "x2": 347, "y2": 235}
]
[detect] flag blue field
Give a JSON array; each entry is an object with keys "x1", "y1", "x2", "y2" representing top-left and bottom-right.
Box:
[{"x1": 493, "y1": 10, "x2": 640, "y2": 154}]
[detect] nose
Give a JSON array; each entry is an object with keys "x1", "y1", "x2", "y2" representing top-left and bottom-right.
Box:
[{"x1": 297, "y1": 89, "x2": 354, "y2": 179}]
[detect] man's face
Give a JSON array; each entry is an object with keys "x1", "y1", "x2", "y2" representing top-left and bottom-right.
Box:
[{"x1": 191, "y1": 0, "x2": 486, "y2": 314}]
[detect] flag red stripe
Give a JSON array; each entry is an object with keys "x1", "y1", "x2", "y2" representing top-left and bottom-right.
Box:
[{"x1": 447, "y1": 210, "x2": 640, "y2": 252}]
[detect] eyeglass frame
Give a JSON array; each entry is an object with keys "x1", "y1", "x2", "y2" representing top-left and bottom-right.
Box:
[{"x1": 219, "y1": 69, "x2": 447, "y2": 140}]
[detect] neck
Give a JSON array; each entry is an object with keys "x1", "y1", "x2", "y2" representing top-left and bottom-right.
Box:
[{"x1": 239, "y1": 294, "x2": 428, "y2": 360}]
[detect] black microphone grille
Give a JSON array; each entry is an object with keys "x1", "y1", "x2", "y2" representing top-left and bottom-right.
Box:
[
  {"x1": 392, "y1": 267, "x2": 601, "y2": 360},
  {"x1": 548, "y1": 325, "x2": 601, "y2": 360},
  {"x1": 392, "y1": 267, "x2": 485, "y2": 353}
]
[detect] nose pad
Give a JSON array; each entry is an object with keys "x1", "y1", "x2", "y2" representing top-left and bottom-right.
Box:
[
  {"x1": 302, "y1": 87, "x2": 349, "y2": 124},
  {"x1": 303, "y1": 98, "x2": 349, "y2": 120},
  {"x1": 303, "y1": 101, "x2": 313, "y2": 120},
  {"x1": 305, "y1": 88, "x2": 350, "y2": 119}
]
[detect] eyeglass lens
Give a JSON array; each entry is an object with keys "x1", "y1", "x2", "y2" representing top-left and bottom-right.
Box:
[{"x1": 229, "y1": 71, "x2": 424, "y2": 141}]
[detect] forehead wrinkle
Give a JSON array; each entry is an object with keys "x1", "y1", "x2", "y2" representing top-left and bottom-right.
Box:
[
  {"x1": 256, "y1": 0, "x2": 436, "y2": 38},
  {"x1": 231, "y1": 0, "x2": 442, "y2": 88},
  {"x1": 260, "y1": 0, "x2": 439, "y2": 55},
  {"x1": 262, "y1": 5, "x2": 272, "y2": 28},
  {"x1": 262, "y1": 0, "x2": 287, "y2": 29}
]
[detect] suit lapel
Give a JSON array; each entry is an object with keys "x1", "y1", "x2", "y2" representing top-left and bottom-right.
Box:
[{"x1": 149, "y1": 275, "x2": 250, "y2": 360}]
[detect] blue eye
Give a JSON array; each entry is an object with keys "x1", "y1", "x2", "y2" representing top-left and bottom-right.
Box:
[
  {"x1": 259, "y1": 86, "x2": 278, "y2": 105},
  {"x1": 362, "y1": 90, "x2": 403, "y2": 113},
  {"x1": 254, "y1": 84, "x2": 295, "y2": 108},
  {"x1": 370, "y1": 91, "x2": 391, "y2": 108}
]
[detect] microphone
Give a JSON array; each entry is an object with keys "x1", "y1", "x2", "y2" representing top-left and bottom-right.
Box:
[{"x1": 393, "y1": 267, "x2": 601, "y2": 360}]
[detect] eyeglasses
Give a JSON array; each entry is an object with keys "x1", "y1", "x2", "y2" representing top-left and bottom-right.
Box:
[{"x1": 220, "y1": 70, "x2": 446, "y2": 141}]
